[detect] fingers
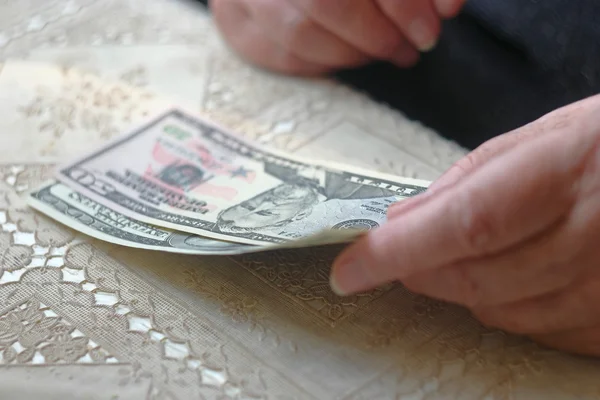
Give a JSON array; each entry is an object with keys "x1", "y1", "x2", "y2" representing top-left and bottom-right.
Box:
[
  {"x1": 387, "y1": 112, "x2": 552, "y2": 221},
  {"x1": 211, "y1": 0, "x2": 331, "y2": 75},
  {"x1": 402, "y1": 179, "x2": 600, "y2": 309},
  {"x1": 332, "y1": 130, "x2": 582, "y2": 295},
  {"x1": 427, "y1": 116, "x2": 561, "y2": 192},
  {"x1": 401, "y1": 222, "x2": 579, "y2": 308},
  {"x1": 213, "y1": 0, "x2": 431, "y2": 74},
  {"x1": 212, "y1": 0, "x2": 471, "y2": 76},
  {"x1": 377, "y1": 0, "x2": 441, "y2": 51},
  {"x1": 245, "y1": 0, "x2": 369, "y2": 68},
  {"x1": 473, "y1": 275, "x2": 600, "y2": 335},
  {"x1": 401, "y1": 95, "x2": 600, "y2": 206},
  {"x1": 288, "y1": 0, "x2": 416, "y2": 61},
  {"x1": 388, "y1": 95, "x2": 600, "y2": 222}
]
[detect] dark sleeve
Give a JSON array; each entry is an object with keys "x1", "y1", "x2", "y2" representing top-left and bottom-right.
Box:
[
  {"x1": 195, "y1": 0, "x2": 209, "y2": 9},
  {"x1": 334, "y1": 1, "x2": 600, "y2": 151}
]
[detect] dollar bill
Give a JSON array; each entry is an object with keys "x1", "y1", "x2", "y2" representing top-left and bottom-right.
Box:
[
  {"x1": 55, "y1": 107, "x2": 430, "y2": 246},
  {"x1": 28, "y1": 181, "x2": 364, "y2": 254}
]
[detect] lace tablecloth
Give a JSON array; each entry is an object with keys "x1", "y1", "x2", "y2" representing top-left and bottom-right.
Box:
[{"x1": 1, "y1": 1, "x2": 600, "y2": 399}]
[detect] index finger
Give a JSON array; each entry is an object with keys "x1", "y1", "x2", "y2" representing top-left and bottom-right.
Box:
[
  {"x1": 330, "y1": 125, "x2": 591, "y2": 295},
  {"x1": 287, "y1": 0, "x2": 410, "y2": 60}
]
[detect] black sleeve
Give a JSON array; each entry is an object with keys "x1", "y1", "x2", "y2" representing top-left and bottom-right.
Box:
[
  {"x1": 333, "y1": 1, "x2": 600, "y2": 150},
  {"x1": 195, "y1": 0, "x2": 209, "y2": 9}
]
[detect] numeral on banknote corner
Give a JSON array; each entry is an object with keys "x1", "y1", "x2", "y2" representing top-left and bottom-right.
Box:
[
  {"x1": 37, "y1": 191, "x2": 95, "y2": 226},
  {"x1": 68, "y1": 209, "x2": 95, "y2": 225},
  {"x1": 66, "y1": 168, "x2": 116, "y2": 196}
]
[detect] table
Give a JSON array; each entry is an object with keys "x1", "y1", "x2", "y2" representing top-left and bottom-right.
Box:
[{"x1": 1, "y1": 1, "x2": 599, "y2": 399}]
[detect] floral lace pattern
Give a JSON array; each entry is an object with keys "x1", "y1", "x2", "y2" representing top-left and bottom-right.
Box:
[
  {"x1": 19, "y1": 66, "x2": 156, "y2": 147},
  {"x1": 0, "y1": 165, "x2": 306, "y2": 399},
  {"x1": 235, "y1": 250, "x2": 391, "y2": 324},
  {"x1": 0, "y1": 299, "x2": 117, "y2": 365},
  {"x1": 1, "y1": 165, "x2": 600, "y2": 399},
  {"x1": 1, "y1": 1, "x2": 600, "y2": 397},
  {"x1": 1, "y1": 0, "x2": 466, "y2": 177}
]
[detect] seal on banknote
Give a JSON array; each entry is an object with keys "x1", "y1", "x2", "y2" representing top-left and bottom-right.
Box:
[{"x1": 332, "y1": 219, "x2": 379, "y2": 230}]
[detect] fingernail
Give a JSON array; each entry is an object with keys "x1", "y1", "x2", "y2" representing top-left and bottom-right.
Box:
[
  {"x1": 408, "y1": 19, "x2": 437, "y2": 52},
  {"x1": 330, "y1": 257, "x2": 370, "y2": 296},
  {"x1": 434, "y1": 0, "x2": 458, "y2": 17}
]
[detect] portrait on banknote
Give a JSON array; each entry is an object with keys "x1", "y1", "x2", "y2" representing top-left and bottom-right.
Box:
[
  {"x1": 56, "y1": 109, "x2": 428, "y2": 245},
  {"x1": 215, "y1": 162, "x2": 397, "y2": 234}
]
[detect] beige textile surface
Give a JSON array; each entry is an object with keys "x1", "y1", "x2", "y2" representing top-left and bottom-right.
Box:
[{"x1": 1, "y1": 2, "x2": 600, "y2": 399}]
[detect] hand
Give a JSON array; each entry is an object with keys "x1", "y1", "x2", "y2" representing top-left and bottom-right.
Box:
[
  {"x1": 210, "y1": 0, "x2": 465, "y2": 75},
  {"x1": 330, "y1": 94, "x2": 600, "y2": 356}
]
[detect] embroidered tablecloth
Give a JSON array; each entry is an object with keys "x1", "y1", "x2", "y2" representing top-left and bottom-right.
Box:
[{"x1": 1, "y1": 1, "x2": 600, "y2": 399}]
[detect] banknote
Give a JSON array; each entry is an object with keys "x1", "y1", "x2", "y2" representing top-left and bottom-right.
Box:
[
  {"x1": 55, "y1": 107, "x2": 430, "y2": 246},
  {"x1": 28, "y1": 181, "x2": 364, "y2": 254}
]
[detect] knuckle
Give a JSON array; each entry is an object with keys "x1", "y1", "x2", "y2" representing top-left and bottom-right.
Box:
[
  {"x1": 453, "y1": 190, "x2": 495, "y2": 255},
  {"x1": 449, "y1": 191, "x2": 495, "y2": 255},
  {"x1": 453, "y1": 152, "x2": 479, "y2": 174},
  {"x1": 456, "y1": 265, "x2": 484, "y2": 308},
  {"x1": 578, "y1": 133, "x2": 600, "y2": 197},
  {"x1": 253, "y1": 0, "x2": 318, "y2": 55},
  {"x1": 474, "y1": 140, "x2": 503, "y2": 160},
  {"x1": 280, "y1": 12, "x2": 313, "y2": 49},
  {"x1": 438, "y1": 148, "x2": 486, "y2": 185}
]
